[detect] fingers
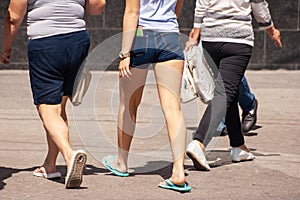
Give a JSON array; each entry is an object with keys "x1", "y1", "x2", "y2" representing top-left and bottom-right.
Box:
[
  {"x1": 119, "y1": 67, "x2": 132, "y2": 78},
  {"x1": 185, "y1": 39, "x2": 198, "y2": 51},
  {"x1": 274, "y1": 31, "x2": 282, "y2": 48},
  {"x1": 273, "y1": 36, "x2": 282, "y2": 48},
  {"x1": 1, "y1": 54, "x2": 10, "y2": 64},
  {"x1": 270, "y1": 29, "x2": 282, "y2": 48},
  {"x1": 1, "y1": 50, "x2": 11, "y2": 64},
  {"x1": 119, "y1": 57, "x2": 132, "y2": 78},
  {"x1": 275, "y1": 39, "x2": 283, "y2": 48}
]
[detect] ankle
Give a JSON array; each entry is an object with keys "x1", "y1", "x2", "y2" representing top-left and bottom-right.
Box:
[
  {"x1": 195, "y1": 140, "x2": 205, "y2": 151},
  {"x1": 38, "y1": 165, "x2": 56, "y2": 173},
  {"x1": 236, "y1": 144, "x2": 250, "y2": 152},
  {"x1": 112, "y1": 156, "x2": 128, "y2": 172},
  {"x1": 43, "y1": 158, "x2": 56, "y2": 167},
  {"x1": 170, "y1": 171, "x2": 186, "y2": 185},
  {"x1": 65, "y1": 150, "x2": 75, "y2": 167}
]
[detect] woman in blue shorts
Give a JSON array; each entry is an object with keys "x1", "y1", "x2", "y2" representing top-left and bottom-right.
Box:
[
  {"x1": 102, "y1": 0, "x2": 191, "y2": 192},
  {"x1": 1, "y1": 0, "x2": 106, "y2": 188}
]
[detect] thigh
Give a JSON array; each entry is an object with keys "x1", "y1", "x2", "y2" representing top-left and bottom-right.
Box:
[
  {"x1": 218, "y1": 43, "x2": 253, "y2": 106},
  {"x1": 154, "y1": 60, "x2": 184, "y2": 108},
  {"x1": 119, "y1": 67, "x2": 149, "y2": 106}
]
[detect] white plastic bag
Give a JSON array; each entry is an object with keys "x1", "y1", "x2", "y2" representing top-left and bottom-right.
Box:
[
  {"x1": 180, "y1": 41, "x2": 215, "y2": 104},
  {"x1": 71, "y1": 61, "x2": 92, "y2": 106}
]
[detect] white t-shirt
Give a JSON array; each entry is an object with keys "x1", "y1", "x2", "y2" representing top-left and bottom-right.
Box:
[
  {"x1": 27, "y1": 0, "x2": 86, "y2": 39},
  {"x1": 139, "y1": 0, "x2": 179, "y2": 32}
]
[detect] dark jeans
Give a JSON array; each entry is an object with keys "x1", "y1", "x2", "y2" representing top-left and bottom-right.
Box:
[
  {"x1": 239, "y1": 76, "x2": 255, "y2": 113},
  {"x1": 193, "y1": 42, "x2": 253, "y2": 147}
]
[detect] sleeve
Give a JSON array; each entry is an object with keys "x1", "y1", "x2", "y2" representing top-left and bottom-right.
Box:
[
  {"x1": 251, "y1": 0, "x2": 273, "y2": 30},
  {"x1": 194, "y1": 0, "x2": 210, "y2": 28}
]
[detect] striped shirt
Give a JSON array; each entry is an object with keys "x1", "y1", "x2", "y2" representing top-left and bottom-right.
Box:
[{"x1": 194, "y1": 0, "x2": 273, "y2": 46}]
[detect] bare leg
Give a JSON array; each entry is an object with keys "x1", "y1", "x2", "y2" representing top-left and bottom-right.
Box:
[
  {"x1": 108, "y1": 68, "x2": 148, "y2": 172},
  {"x1": 34, "y1": 96, "x2": 70, "y2": 174},
  {"x1": 36, "y1": 96, "x2": 74, "y2": 170},
  {"x1": 154, "y1": 60, "x2": 186, "y2": 185}
]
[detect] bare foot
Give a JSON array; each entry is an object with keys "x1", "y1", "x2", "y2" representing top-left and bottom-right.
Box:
[
  {"x1": 34, "y1": 166, "x2": 57, "y2": 174},
  {"x1": 160, "y1": 175, "x2": 186, "y2": 187},
  {"x1": 105, "y1": 155, "x2": 128, "y2": 173},
  {"x1": 162, "y1": 165, "x2": 186, "y2": 186}
]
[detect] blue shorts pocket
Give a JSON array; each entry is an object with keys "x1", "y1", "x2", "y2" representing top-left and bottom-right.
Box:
[
  {"x1": 130, "y1": 35, "x2": 148, "y2": 57},
  {"x1": 160, "y1": 33, "x2": 181, "y2": 53}
]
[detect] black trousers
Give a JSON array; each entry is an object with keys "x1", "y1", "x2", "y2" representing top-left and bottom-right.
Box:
[{"x1": 193, "y1": 42, "x2": 253, "y2": 147}]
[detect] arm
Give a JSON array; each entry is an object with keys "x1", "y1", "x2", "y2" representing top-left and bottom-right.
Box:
[
  {"x1": 193, "y1": 0, "x2": 209, "y2": 30},
  {"x1": 118, "y1": 0, "x2": 139, "y2": 77},
  {"x1": 175, "y1": 0, "x2": 184, "y2": 18},
  {"x1": 1, "y1": 0, "x2": 27, "y2": 64},
  {"x1": 251, "y1": 0, "x2": 282, "y2": 47},
  {"x1": 251, "y1": 0, "x2": 273, "y2": 30},
  {"x1": 185, "y1": 0, "x2": 209, "y2": 51},
  {"x1": 85, "y1": 0, "x2": 106, "y2": 15}
]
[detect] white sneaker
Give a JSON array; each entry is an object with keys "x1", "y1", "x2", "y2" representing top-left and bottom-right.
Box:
[
  {"x1": 231, "y1": 147, "x2": 255, "y2": 162},
  {"x1": 186, "y1": 140, "x2": 210, "y2": 171}
]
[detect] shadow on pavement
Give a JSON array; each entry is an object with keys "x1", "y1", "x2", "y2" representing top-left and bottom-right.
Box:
[
  {"x1": 84, "y1": 164, "x2": 108, "y2": 176},
  {"x1": 131, "y1": 161, "x2": 173, "y2": 179},
  {"x1": 0, "y1": 166, "x2": 35, "y2": 190},
  {"x1": 0, "y1": 164, "x2": 107, "y2": 190},
  {"x1": 188, "y1": 149, "x2": 281, "y2": 170},
  {"x1": 50, "y1": 164, "x2": 107, "y2": 186}
]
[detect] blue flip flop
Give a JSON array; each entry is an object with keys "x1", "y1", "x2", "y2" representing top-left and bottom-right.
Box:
[
  {"x1": 159, "y1": 179, "x2": 191, "y2": 192},
  {"x1": 102, "y1": 155, "x2": 129, "y2": 177}
]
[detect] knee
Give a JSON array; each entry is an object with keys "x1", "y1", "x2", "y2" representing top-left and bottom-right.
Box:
[
  {"x1": 161, "y1": 104, "x2": 181, "y2": 119},
  {"x1": 119, "y1": 100, "x2": 140, "y2": 121},
  {"x1": 37, "y1": 104, "x2": 61, "y2": 121}
]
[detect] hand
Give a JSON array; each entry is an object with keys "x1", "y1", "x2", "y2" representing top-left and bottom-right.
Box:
[
  {"x1": 185, "y1": 28, "x2": 200, "y2": 51},
  {"x1": 1, "y1": 50, "x2": 11, "y2": 64},
  {"x1": 266, "y1": 27, "x2": 282, "y2": 48},
  {"x1": 185, "y1": 38, "x2": 198, "y2": 51},
  {"x1": 118, "y1": 57, "x2": 132, "y2": 78}
]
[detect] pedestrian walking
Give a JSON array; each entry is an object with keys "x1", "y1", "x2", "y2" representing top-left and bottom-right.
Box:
[
  {"x1": 1, "y1": 0, "x2": 106, "y2": 188},
  {"x1": 185, "y1": 0, "x2": 282, "y2": 170},
  {"x1": 102, "y1": 0, "x2": 191, "y2": 192}
]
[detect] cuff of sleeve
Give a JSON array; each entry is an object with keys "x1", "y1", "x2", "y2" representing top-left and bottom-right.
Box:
[
  {"x1": 258, "y1": 21, "x2": 273, "y2": 30},
  {"x1": 194, "y1": 23, "x2": 201, "y2": 28}
]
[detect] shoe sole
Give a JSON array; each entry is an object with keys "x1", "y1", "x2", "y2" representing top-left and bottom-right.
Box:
[
  {"x1": 186, "y1": 151, "x2": 210, "y2": 171},
  {"x1": 65, "y1": 151, "x2": 87, "y2": 189},
  {"x1": 232, "y1": 158, "x2": 255, "y2": 163},
  {"x1": 232, "y1": 156, "x2": 255, "y2": 163}
]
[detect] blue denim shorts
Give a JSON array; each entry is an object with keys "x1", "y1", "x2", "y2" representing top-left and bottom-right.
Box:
[
  {"x1": 130, "y1": 30, "x2": 184, "y2": 68},
  {"x1": 28, "y1": 30, "x2": 90, "y2": 105}
]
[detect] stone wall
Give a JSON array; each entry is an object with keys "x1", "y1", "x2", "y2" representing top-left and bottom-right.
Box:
[{"x1": 1, "y1": 0, "x2": 299, "y2": 70}]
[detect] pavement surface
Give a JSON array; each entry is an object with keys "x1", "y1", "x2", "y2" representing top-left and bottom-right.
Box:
[{"x1": 0, "y1": 70, "x2": 300, "y2": 200}]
